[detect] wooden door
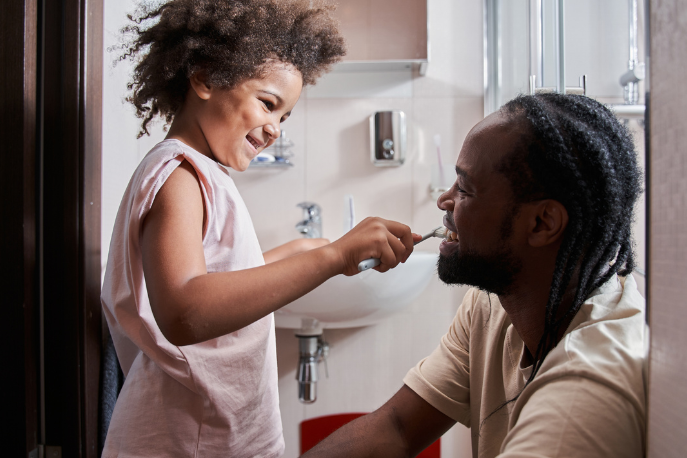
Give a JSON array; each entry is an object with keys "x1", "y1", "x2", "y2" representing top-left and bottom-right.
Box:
[{"x1": 1, "y1": 0, "x2": 103, "y2": 455}]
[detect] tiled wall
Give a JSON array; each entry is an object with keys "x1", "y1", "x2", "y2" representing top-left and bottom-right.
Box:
[{"x1": 102, "y1": 1, "x2": 645, "y2": 457}]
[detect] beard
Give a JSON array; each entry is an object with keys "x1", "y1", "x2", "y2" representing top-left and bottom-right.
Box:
[
  {"x1": 437, "y1": 244, "x2": 522, "y2": 296},
  {"x1": 437, "y1": 207, "x2": 522, "y2": 296}
]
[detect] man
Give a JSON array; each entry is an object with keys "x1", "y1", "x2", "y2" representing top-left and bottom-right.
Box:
[{"x1": 302, "y1": 93, "x2": 646, "y2": 458}]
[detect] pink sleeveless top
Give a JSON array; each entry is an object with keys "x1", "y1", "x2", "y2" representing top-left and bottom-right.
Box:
[{"x1": 101, "y1": 139, "x2": 284, "y2": 457}]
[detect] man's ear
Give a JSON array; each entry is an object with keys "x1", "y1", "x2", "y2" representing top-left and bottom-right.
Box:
[
  {"x1": 527, "y1": 199, "x2": 568, "y2": 247},
  {"x1": 189, "y1": 72, "x2": 212, "y2": 101}
]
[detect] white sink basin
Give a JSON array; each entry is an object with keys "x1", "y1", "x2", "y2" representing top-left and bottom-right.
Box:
[{"x1": 274, "y1": 251, "x2": 438, "y2": 329}]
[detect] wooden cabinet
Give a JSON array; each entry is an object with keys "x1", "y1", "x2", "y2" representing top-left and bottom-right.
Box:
[{"x1": 332, "y1": 0, "x2": 428, "y2": 74}]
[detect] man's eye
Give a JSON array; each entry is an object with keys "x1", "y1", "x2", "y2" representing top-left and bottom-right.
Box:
[{"x1": 262, "y1": 100, "x2": 274, "y2": 110}]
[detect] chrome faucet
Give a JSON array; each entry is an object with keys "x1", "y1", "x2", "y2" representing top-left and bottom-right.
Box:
[{"x1": 295, "y1": 202, "x2": 322, "y2": 238}]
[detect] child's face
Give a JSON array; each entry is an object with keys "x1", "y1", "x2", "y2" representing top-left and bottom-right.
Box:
[{"x1": 196, "y1": 63, "x2": 303, "y2": 170}]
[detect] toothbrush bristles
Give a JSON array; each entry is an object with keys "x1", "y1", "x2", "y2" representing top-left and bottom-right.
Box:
[
  {"x1": 434, "y1": 227, "x2": 448, "y2": 238},
  {"x1": 414, "y1": 226, "x2": 447, "y2": 246}
]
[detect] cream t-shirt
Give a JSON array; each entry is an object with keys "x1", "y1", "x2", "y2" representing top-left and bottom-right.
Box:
[
  {"x1": 101, "y1": 140, "x2": 284, "y2": 457},
  {"x1": 404, "y1": 274, "x2": 646, "y2": 458}
]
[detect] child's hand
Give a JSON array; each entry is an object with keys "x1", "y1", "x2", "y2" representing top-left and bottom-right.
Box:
[{"x1": 329, "y1": 217, "x2": 415, "y2": 276}]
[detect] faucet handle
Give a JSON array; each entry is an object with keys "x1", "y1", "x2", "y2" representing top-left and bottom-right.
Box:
[{"x1": 297, "y1": 202, "x2": 321, "y2": 220}]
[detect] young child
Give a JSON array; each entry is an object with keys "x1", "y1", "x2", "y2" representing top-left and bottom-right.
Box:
[{"x1": 101, "y1": 0, "x2": 417, "y2": 456}]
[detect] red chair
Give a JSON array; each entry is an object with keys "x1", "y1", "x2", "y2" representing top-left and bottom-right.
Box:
[{"x1": 301, "y1": 413, "x2": 440, "y2": 457}]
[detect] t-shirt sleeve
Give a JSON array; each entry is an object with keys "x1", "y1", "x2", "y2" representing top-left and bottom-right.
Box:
[
  {"x1": 499, "y1": 376, "x2": 645, "y2": 458},
  {"x1": 403, "y1": 289, "x2": 477, "y2": 426}
]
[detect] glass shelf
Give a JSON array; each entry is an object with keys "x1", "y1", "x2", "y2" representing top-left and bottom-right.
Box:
[
  {"x1": 248, "y1": 159, "x2": 294, "y2": 168},
  {"x1": 248, "y1": 130, "x2": 295, "y2": 169}
]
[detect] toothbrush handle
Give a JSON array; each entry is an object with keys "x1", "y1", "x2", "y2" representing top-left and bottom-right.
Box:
[
  {"x1": 357, "y1": 257, "x2": 381, "y2": 272},
  {"x1": 357, "y1": 231, "x2": 435, "y2": 272}
]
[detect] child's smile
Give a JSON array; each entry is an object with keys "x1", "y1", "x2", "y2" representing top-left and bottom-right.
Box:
[
  {"x1": 168, "y1": 61, "x2": 303, "y2": 171},
  {"x1": 245, "y1": 133, "x2": 266, "y2": 153}
]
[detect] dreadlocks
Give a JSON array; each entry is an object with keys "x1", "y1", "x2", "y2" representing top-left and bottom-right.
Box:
[{"x1": 501, "y1": 93, "x2": 643, "y2": 385}]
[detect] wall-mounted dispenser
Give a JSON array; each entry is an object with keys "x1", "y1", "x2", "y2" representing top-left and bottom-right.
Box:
[{"x1": 369, "y1": 111, "x2": 406, "y2": 167}]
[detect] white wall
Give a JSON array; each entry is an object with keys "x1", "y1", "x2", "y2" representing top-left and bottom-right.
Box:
[{"x1": 102, "y1": 1, "x2": 645, "y2": 457}]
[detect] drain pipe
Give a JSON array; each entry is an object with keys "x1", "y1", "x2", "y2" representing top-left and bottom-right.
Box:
[{"x1": 296, "y1": 319, "x2": 329, "y2": 404}]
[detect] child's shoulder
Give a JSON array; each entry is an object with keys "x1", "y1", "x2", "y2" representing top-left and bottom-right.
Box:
[
  {"x1": 125, "y1": 140, "x2": 210, "y2": 221},
  {"x1": 128, "y1": 140, "x2": 183, "y2": 182},
  {"x1": 134, "y1": 140, "x2": 233, "y2": 199},
  {"x1": 141, "y1": 139, "x2": 185, "y2": 163},
  {"x1": 143, "y1": 139, "x2": 219, "y2": 169},
  {"x1": 138, "y1": 139, "x2": 206, "y2": 175}
]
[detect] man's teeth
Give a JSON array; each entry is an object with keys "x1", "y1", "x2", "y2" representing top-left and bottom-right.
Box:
[{"x1": 445, "y1": 230, "x2": 458, "y2": 242}]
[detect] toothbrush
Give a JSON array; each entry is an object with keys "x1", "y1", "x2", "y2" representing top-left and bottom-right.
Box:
[{"x1": 357, "y1": 226, "x2": 448, "y2": 272}]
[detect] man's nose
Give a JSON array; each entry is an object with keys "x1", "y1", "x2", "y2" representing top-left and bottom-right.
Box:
[{"x1": 437, "y1": 189, "x2": 452, "y2": 210}]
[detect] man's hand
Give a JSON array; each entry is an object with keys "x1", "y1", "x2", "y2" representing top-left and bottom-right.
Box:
[{"x1": 302, "y1": 385, "x2": 456, "y2": 457}]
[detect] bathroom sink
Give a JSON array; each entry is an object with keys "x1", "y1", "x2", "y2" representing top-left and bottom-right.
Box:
[{"x1": 274, "y1": 251, "x2": 438, "y2": 329}]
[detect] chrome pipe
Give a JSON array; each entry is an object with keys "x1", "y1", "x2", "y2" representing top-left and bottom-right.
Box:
[
  {"x1": 297, "y1": 335, "x2": 319, "y2": 404},
  {"x1": 483, "y1": 0, "x2": 502, "y2": 115},
  {"x1": 620, "y1": 64, "x2": 645, "y2": 87},
  {"x1": 624, "y1": 0, "x2": 641, "y2": 104},
  {"x1": 528, "y1": 0, "x2": 543, "y2": 87},
  {"x1": 629, "y1": 0, "x2": 638, "y2": 67},
  {"x1": 610, "y1": 104, "x2": 645, "y2": 119},
  {"x1": 556, "y1": 0, "x2": 565, "y2": 94},
  {"x1": 296, "y1": 333, "x2": 329, "y2": 404},
  {"x1": 298, "y1": 381, "x2": 317, "y2": 404}
]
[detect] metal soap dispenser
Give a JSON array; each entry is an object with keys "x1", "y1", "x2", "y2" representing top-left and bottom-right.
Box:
[{"x1": 369, "y1": 110, "x2": 406, "y2": 166}]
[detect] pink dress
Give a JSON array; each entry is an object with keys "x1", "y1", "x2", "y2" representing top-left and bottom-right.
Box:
[{"x1": 101, "y1": 139, "x2": 284, "y2": 457}]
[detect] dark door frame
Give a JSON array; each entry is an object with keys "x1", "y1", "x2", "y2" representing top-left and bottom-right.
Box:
[
  {"x1": 1, "y1": 0, "x2": 40, "y2": 453},
  {"x1": 1, "y1": 0, "x2": 103, "y2": 456}
]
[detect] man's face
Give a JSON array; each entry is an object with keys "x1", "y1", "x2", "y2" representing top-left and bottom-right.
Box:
[{"x1": 437, "y1": 112, "x2": 525, "y2": 295}]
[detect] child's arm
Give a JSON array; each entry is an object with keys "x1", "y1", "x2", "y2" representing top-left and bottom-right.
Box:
[
  {"x1": 262, "y1": 238, "x2": 330, "y2": 264},
  {"x1": 141, "y1": 161, "x2": 416, "y2": 346}
]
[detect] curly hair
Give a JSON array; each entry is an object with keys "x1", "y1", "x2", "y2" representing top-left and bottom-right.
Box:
[{"x1": 119, "y1": 0, "x2": 346, "y2": 136}]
